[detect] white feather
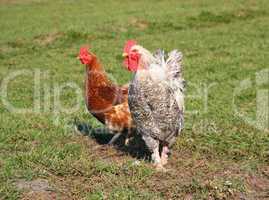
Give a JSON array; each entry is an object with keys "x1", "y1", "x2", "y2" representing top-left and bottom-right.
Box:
[
  {"x1": 148, "y1": 63, "x2": 166, "y2": 82},
  {"x1": 133, "y1": 45, "x2": 185, "y2": 112}
]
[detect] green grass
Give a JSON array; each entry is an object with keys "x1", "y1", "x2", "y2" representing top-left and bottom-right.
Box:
[{"x1": 0, "y1": 0, "x2": 268, "y2": 199}]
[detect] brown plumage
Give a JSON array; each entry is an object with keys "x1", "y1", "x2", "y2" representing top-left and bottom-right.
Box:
[{"x1": 78, "y1": 47, "x2": 134, "y2": 144}]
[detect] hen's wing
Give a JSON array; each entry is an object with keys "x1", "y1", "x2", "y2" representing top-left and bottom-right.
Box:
[
  {"x1": 97, "y1": 84, "x2": 128, "y2": 105},
  {"x1": 119, "y1": 83, "x2": 129, "y2": 101},
  {"x1": 104, "y1": 101, "x2": 133, "y2": 132}
]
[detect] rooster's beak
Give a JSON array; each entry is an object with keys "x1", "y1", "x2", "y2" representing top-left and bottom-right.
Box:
[{"x1": 122, "y1": 53, "x2": 128, "y2": 58}]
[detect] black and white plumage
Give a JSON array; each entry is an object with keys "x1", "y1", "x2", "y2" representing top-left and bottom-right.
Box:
[{"x1": 127, "y1": 45, "x2": 185, "y2": 170}]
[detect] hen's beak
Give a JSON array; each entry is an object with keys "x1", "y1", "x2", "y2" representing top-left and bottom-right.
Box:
[{"x1": 122, "y1": 53, "x2": 128, "y2": 58}]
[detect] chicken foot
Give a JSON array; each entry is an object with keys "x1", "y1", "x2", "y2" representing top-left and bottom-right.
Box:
[
  {"x1": 161, "y1": 146, "x2": 169, "y2": 166},
  {"x1": 152, "y1": 147, "x2": 167, "y2": 171}
]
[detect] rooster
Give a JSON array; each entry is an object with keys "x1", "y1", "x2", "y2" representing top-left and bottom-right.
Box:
[
  {"x1": 123, "y1": 41, "x2": 185, "y2": 170},
  {"x1": 78, "y1": 47, "x2": 134, "y2": 144}
]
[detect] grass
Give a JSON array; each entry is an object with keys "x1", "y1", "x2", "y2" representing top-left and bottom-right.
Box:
[{"x1": 0, "y1": 0, "x2": 268, "y2": 199}]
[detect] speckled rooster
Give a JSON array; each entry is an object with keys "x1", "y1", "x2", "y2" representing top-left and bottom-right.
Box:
[{"x1": 123, "y1": 40, "x2": 185, "y2": 170}]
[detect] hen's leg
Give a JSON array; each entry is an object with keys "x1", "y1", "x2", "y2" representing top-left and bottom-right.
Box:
[
  {"x1": 108, "y1": 132, "x2": 122, "y2": 145},
  {"x1": 124, "y1": 128, "x2": 133, "y2": 146},
  {"x1": 124, "y1": 137, "x2": 131, "y2": 146},
  {"x1": 161, "y1": 146, "x2": 169, "y2": 166}
]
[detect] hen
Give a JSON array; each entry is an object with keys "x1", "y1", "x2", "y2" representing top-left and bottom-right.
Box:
[
  {"x1": 78, "y1": 47, "x2": 134, "y2": 144},
  {"x1": 123, "y1": 41, "x2": 185, "y2": 170}
]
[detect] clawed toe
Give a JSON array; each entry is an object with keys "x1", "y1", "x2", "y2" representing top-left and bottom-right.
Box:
[
  {"x1": 161, "y1": 158, "x2": 168, "y2": 166},
  {"x1": 155, "y1": 163, "x2": 167, "y2": 172}
]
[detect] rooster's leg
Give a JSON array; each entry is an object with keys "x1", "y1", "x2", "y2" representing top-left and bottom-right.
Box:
[
  {"x1": 108, "y1": 132, "x2": 122, "y2": 145},
  {"x1": 142, "y1": 135, "x2": 165, "y2": 171},
  {"x1": 161, "y1": 146, "x2": 169, "y2": 166},
  {"x1": 152, "y1": 147, "x2": 166, "y2": 171},
  {"x1": 152, "y1": 147, "x2": 161, "y2": 165}
]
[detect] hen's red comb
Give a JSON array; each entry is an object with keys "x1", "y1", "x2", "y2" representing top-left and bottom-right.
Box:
[
  {"x1": 79, "y1": 46, "x2": 90, "y2": 56},
  {"x1": 78, "y1": 46, "x2": 92, "y2": 65},
  {"x1": 123, "y1": 40, "x2": 137, "y2": 54}
]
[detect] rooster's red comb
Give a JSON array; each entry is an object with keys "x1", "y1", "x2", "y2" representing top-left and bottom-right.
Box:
[{"x1": 123, "y1": 40, "x2": 137, "y2": 54}]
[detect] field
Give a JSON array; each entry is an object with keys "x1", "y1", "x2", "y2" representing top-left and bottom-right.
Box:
[{"x1": 0, "y1": 0, "x2": 268, "y2": 199}]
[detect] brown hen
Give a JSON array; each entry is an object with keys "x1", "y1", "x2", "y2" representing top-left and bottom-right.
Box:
[{"x1": 78, "y1": 47, "x2": 134, "y2": 144}]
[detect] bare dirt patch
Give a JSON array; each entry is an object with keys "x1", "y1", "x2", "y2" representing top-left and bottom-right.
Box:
[
  {"x1": 129, "y1": 18, "x2": 150, "y2": 30},
  {"x1": 34, "y1": 32, "x2": 64, "y2": 46},
  {"x1": 246, "y1": 174, "x2": 269, "y2": 199},
  {"x1": 15, "y1": 179, "x2": 64, "y2": 200},
  {"x1": 16, "y1": 179, "x2": 52, "y2": 192},
  {"x1": 21, "y1": 191, "x2": 57, "y2": 200}
]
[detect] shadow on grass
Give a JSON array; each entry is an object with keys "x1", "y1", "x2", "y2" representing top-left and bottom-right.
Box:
[{"x1": 73, "y1": 119, "x2": 151, "y2": 161}]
